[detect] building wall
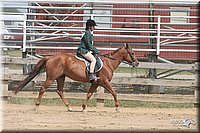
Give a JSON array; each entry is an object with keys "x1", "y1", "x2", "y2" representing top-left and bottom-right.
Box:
[{"x1": 34, "y1": 3, "x2": 198, "y2": 60}]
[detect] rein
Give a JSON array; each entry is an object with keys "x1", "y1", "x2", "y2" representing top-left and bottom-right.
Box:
[{"x1": 99, "y1": 53, "x2": 135, "y2": 66}]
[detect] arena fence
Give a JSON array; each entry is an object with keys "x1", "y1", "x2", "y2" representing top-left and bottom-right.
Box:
[
  {"x1": 1, "y1": 0, "x2": 199, "y2": 107},
  {"x1": 1, "y1": 56, "x2": 198, "y2": 106}
]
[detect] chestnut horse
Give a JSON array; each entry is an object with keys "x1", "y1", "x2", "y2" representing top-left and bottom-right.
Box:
[{"x1": 14, "y1": 44, "x2": 139, "y2": 112}]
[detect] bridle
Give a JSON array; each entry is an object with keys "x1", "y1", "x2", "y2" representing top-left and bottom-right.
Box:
[
  {"x1": 99, "y1": 48, "x2": 137, "y2": 67},
  {"x1": 127, "y1": 49, "x2": 136, "y2": 64}
]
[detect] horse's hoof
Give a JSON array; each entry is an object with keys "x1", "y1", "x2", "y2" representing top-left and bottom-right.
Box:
[
  {"x1": 115, "y1": 107, "x2": 120, "y2": 112},
  {"x1": 68, "y1": 107, "x2": 73, "y2": 112},
  {"x1": 82, "y1": 109, "x2": 87, "y2": 113}
]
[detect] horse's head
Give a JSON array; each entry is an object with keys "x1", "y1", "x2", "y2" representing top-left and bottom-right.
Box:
[{"x1": 122, "y1": 43, "x2": 139, "y2": 67}]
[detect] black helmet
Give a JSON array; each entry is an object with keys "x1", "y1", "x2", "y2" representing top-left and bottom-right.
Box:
[{"x1": 86, "y1": 19, "x2": 97, "y2": 27}]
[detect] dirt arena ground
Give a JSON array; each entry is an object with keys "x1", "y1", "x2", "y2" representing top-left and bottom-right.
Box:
[{"x1": 2, "y1": 101, "x2": 198, "y2": 132}]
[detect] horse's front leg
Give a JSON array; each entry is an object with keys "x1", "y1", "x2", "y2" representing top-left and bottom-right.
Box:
[
  {"x1": 102, "y1": 80, "x2": 120, "y2": 112},
  {"x1": 82, "y1": 83, "x2": 99, "y2": 112}
]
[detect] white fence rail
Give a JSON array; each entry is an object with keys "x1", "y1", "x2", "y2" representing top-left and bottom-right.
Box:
[{"x1": 1, "y1": 0, "x2": 199, "y2": 56}]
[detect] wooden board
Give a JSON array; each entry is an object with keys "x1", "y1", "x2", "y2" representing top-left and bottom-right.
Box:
[
  {"x1": 3, "y1": 74, "x2": 197, "y2": 87},
  {"x1": 1, "y1": 57, "x2": 198, "y2": 70}
]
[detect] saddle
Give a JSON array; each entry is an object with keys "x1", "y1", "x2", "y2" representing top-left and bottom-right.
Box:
[{"x1": 75, "y1": 53, "x2": 103, "y2": 73}]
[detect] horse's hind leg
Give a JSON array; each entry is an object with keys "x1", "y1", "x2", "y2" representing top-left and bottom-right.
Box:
[
  {"x1": 35, "y1": 78, "x2": 53, "y2": 110},
  {"x1": 82, "y1": 83, "x2": 99, "y2": 112},
  {"x1": 56, "y1": 76, "x2": 72, "y2": 111}
]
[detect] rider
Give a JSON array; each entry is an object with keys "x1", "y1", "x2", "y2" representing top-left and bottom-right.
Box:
[{"x1": 77, "y1": 19, "x2": 99, "y2": 81}]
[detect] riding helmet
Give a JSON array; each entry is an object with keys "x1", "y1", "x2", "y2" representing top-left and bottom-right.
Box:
[{"x1": 86, "y1": 19, "x2": 97, "y2": 27}]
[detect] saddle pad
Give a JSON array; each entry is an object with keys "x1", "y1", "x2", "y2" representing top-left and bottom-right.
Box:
[{"x1": 75, "y1": 55, "x2": 103, "y2": 73}]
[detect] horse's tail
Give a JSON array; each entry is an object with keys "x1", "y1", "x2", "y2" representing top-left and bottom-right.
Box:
[{"x1": 14, "y1": 57, "x2": 48, "y2": 94}]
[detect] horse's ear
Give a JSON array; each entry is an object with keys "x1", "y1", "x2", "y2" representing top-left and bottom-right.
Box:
[{"x1": 124, "y1": 43, "x2": 129, "y2": 49}]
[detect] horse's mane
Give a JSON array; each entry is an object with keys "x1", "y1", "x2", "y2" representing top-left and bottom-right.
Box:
[{"x1": 102, "y1": 47, "x2": 123, "y2": 57}]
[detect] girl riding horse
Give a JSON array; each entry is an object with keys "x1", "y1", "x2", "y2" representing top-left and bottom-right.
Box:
[{"x1": 77, "y1": 19, "x2": 99, "y2": 81}]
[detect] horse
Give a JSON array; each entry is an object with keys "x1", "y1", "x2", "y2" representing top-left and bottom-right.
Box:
[{"x1": 14, "y1": 43, "x2": 139, "y2": 112}]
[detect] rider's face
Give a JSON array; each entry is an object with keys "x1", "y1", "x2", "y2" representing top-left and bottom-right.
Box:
[{"x1": 89, "y1": 26, "x2": 95, "y2": 31}]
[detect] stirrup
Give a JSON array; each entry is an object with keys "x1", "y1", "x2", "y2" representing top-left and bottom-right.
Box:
[{"x1": 89, "y1": 73, "x2": 98, "y2": 81}]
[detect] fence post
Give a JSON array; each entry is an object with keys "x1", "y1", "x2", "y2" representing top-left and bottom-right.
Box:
[
  {"x1": 147, "y1": 3, "x2": 157, "y2": 94},
  {"x1": 156, "y1": 16, "x2": 161, "y2": 56},
  {"x1": 22, "y1": 13, "x2": 27, "y2": 53},
  {"x1": 194, "y1": 62, "x2": 199, "y2": 107},
  {"x1": 2, "y1": 56, "x2": 9, "y2": 99},
  {"x1": 22, "y1": 13, "x2": 28, "y2": 74},
  {"x1": 1, "y1": 80, "x2": 9, "y2": 100}
]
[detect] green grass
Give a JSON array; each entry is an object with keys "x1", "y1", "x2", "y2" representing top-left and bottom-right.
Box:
[
  {"x1": 104, "y1": 100, "x2": 193, "y2": 108},
  {"x1": 8, "y1": 97, "x2": 96, "y2": 107},
  {"x1": 115, "y1": 67, "x2": 192, "y2": 75},
  {"x1": 115, "y1": 67, "x2": 147, "y2": 74},
  {"x1": 7, "y1": 97, "x2": 193, "y2": 108}
]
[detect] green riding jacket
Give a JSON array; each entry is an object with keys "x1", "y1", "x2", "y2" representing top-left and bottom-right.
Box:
[{"x1": 77, "y1": 30, "x2": 99, "y2": 55}]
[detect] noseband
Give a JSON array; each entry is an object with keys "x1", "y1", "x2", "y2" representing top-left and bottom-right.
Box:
[{"x1": 127, "y1": 49, "x2": 135, "y2": 63}]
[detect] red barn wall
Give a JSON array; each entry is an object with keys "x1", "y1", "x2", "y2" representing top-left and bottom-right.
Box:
[{"x1": 34, "y1": 3, "x2": 198, "y2": 60}]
